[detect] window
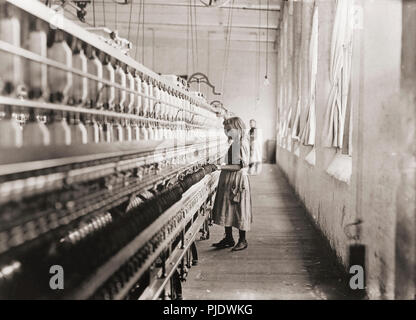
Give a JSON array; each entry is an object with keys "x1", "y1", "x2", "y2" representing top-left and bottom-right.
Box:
[{"x1": 322, "y1": 0, "x2": 354, "y2": 151}]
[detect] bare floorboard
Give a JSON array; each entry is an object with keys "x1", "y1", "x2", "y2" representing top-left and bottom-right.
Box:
[{"x1": 183, "y1": 165, "x2": 353, "y2": 300}]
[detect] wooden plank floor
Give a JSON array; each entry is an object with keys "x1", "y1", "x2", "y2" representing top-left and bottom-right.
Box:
[{"x1": 183, "y1": 164, "x2": 353, "y2": 300}]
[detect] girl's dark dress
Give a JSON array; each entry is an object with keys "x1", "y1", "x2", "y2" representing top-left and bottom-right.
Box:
[{"x1": 212, "y1": 136, "x2": 253, "y2": 231}]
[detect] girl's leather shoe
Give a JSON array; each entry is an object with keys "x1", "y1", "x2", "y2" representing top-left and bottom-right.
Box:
[
  {"x1": 212, "y1": 238, "x2": 235, "y2": 248},
  {"x1": 232, "y1": 240, "x2": 248, "y2": 251}
]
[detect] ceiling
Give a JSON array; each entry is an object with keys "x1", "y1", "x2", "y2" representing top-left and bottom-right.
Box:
[{"x1": 63, "y1": 0, "x2": 282, "y2": 44}]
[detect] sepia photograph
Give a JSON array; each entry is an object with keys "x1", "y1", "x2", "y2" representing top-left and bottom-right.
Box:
[{"x1": 0, "y1": 0, "x2": 414, "y2": 309}]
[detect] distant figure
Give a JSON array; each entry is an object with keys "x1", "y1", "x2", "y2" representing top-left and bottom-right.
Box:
[
  {"x1": 212, "y1": 117, "x2": 252, "y2": 251},
  {"x1": 248, "y1": 119, "x2": 262, "y2": 175}
]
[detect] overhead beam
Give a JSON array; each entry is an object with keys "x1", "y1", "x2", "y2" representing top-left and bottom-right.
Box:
[
  {"x1": 93, "y1": 0, "x2": 281, "y2": 12},
  {"x1": 82, "y1": 19, "x2": 279, "y2": 30}
]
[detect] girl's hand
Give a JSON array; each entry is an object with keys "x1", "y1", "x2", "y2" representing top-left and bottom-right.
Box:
[{"x1": 215, "y1": 164, "x2": 222, "y2": 171}]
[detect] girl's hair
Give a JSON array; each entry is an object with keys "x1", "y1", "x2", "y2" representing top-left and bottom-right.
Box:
[
  {"x1": 223, "y1": 116, "x2": 246, "y2": 132},
  {"x1": 223, "y1": 117, "x2": 247, "y2": 145}
]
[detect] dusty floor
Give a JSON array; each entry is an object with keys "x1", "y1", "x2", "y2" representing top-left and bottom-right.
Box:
[{"x1": 183, "y1": 164, "x2": 354, "y2": 300}]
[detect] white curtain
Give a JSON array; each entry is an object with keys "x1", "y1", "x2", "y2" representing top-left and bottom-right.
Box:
[
  {"x1": 277, "y1": 5, "x2": 292, "y2": 149},
  {"x1": 291, "y1": 2, "x2": 303, "y2": 142},
  {"x1": 278, "y1": 84, "x2": 284, "y2": 146},
  {"x1": 291, "y1": 35, "x2": 302, "y2": 142},
  {"x1": 300, "y1": 3, "x2": 318, "y2": 146},
  {"x1": 282, "y1": 108, "x2": 292, "y2": 150},
  {"x1": 277, "y1": 24, "x2": 285, "y2": 147},
  {"x1": 291, "y1": 98, "x2": 301, "y2": 141},
  {"x1": 322, "y1": 0, "x2": 354, "y2": 148}
]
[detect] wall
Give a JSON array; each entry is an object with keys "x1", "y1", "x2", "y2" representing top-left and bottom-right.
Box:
[
  {"x1": 275, "y1": 0, "x2": 415, "y2": 299},
  {"x1": 66, "y1": 4, "x2": 279, "y2": 161},
  {"x1": 141, "y1": 30, "x2": 278, "y2": 162}
]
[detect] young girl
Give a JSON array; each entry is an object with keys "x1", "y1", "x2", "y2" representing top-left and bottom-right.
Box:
[
  {"x1": 249, "y1": 119, "x2": 263, "y2": 175},
  {"x1": 212, "y1": 117, "x2": 253, "y2": 251}
]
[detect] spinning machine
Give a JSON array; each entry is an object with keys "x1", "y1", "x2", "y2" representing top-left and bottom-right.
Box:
[{"x1": 0, "y1": 0, "x2": 229, "y2": 300}]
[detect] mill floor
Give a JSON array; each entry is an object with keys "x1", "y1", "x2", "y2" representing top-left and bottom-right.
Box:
[{"x1": 183, "y1": 164, "x2": 353, "y2": 300}]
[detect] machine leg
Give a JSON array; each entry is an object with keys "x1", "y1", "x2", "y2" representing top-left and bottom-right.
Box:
[
  {"x1": 172, "y1": 270, "x2": 183, "y2": 300},
  {"x1": 208, "y1": 194, "x2": 214, "y2": 226},
  {"x1": 204, "y1": 219, "x2": 210, "y2": 240},
  {"x1": 186, "y1": 248, "x2": 192, "y2": 268},
  {"x1": 161, "y1": 252, "x2": 167, "y2": 278},
  {"x1": 181, "y1": 229, "x2": 185, "y2": 249},
  {"x1": 200, "y1": 204, "x2": 211, "y2": 240},
  {"x1": 191, "y1": 242, "x2": 198, "y2": 266},
  {"x1": 160, "y1": 288, "x2": 167, "y2": 300},
  {"x1": 179, "y1": 257, "x2": 187, "y2": 281}
]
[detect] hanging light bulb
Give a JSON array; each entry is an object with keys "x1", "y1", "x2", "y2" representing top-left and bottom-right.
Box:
[{"x1": 264, "y1": 75, "x2": 270, "y2": 86}]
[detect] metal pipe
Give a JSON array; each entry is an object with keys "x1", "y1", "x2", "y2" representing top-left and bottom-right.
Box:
[
  {"x1": 96, "y1": 0, "x2": 280, "y2": 11},
  {"x1": 84, "y1": 20, "x2": 279, "y2": 30}
]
